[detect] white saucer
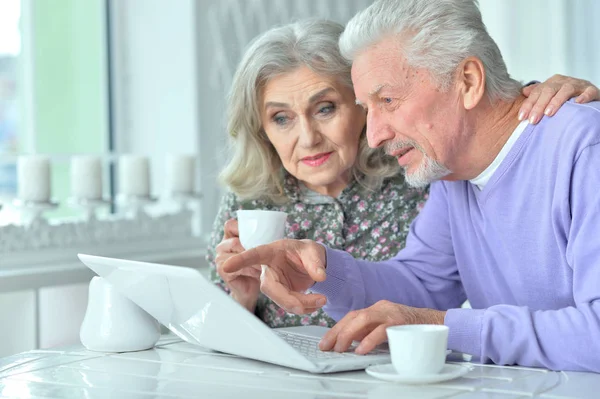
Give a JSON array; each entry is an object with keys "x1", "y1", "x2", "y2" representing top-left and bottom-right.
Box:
[{"x1": 365, "y1": 363, "x2": 470, "y2": 384}]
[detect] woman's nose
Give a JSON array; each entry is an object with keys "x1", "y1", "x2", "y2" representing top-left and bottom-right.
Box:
[{"x1": 298, "y1": 119, "x2": 322, "y2": 147}]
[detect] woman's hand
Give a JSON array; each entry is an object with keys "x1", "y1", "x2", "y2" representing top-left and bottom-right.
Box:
[
  {"x1": 520, "y1": 74, "x2": 599, "y2": 124},
  {"x1": 215, "y1": 218, "x2": 262, "y2": 312}
]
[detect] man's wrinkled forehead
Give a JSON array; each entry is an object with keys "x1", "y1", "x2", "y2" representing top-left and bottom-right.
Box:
[{"x1": 351, "y1": 46, "x2": 415, "y2": 100}]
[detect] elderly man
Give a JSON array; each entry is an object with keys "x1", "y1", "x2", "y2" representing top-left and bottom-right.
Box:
[{"x1": 223, "y1": 0, "x2": 600, "y2": 372}]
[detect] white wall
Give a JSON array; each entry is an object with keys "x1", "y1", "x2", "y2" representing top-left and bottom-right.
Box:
[
  {"x1": 0, "y1": 291, "x2": 36, "y2": 357},
  {"x1": 38, "y1": 283, "x2": 89, "y2": 349},
  {"x1": 480, "y1": 0, "x2": 600, "y2": 84},
  {"x1": 110, "y1": 0, "x2": 200, "y2": 198}
]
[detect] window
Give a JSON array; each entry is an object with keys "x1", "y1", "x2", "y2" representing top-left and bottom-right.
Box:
[
  {"x1": 0, "y1": 0, "x2": 20, "y2": 217},
  {"x1": 0, "y1": 0, "x2": 108, "y2": 225}
]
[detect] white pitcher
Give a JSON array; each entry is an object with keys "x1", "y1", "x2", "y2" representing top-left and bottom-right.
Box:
[{"x1": 80, "y1": 276, "x2": 160, "y2": 352}]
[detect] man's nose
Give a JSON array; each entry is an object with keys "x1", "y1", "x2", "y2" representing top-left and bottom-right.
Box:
[{"x1": 366, "y1": 108, "x2": 394, "y2": 149}]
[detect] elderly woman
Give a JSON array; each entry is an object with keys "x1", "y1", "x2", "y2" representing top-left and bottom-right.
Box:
[{"x1": 207, "y1": 19, "x2": 598, "y2": 328}]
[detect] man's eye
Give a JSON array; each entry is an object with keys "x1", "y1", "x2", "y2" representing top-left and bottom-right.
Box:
[{"x1": 383, "y1": 97, "x2": 393, "y2": 104}]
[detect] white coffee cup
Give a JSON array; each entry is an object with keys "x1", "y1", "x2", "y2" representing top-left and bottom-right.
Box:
[
  {"x1": 386, "y1": 324, "x2": 449, "y2": 376},
  {"x1": 236, "y1": 210, "x2": 288, "y2": 249},
  {"x1": 80, "y1": 276, "x2": 161, "y2": 352}
]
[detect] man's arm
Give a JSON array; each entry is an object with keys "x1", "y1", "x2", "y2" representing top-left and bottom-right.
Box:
[{"x1": 312, "y1": 182, "x2": 466, "y2": 320}]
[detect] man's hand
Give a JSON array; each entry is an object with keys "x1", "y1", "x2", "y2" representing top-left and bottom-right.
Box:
[
  {"x1": 222, "y1": 239, "x2": 328, "y2": 314},
  {"x1": 318, "y1": 300, "x2": 446, "y2": 355},
  {"x1": 520, "y1": 74, "x2": 600, "y2": 124}
]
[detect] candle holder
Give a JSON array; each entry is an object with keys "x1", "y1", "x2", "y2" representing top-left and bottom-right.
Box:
[
  {"x1": 166, "y1": 192, "x2": 203, "y2": 211},
  {"x1": 67, "y1": 197, "x2": 111, "y2": 221},
  {"x1": 12, "y1": 198, "x2": 59, "y2": 226},
  {"x1": 115, "y1": 194, "x2": 158, "y2": 218}
]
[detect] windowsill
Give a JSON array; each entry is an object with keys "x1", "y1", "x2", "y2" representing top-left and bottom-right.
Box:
[
  {"x1": 1, "y1": 207, "x2": 209, "y2": 292},
  {"x1": 0, "y1": 245, "x2": 207, "y2": 293}
]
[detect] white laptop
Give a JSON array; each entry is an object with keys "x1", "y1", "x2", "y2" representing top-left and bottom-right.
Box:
[{"x1": 77, "y1": 254, "x2": 390, "y2": 373}]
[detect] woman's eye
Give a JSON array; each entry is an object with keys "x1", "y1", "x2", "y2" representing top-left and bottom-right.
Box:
[
  {"x1": 273, "y1": 114, "x2": 289, "y2": 126},
  {"x1": 317, "y1": 103, "x2": 336, "y2": 115}
]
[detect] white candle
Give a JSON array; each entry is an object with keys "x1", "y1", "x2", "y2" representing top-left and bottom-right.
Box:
[
  {"x1": 17, "y1": 155, "x2": 51, "y2": 202},
  {"x1": 71, "y1": 156, "x2": 103, "y2": 200},
  {"x1": 166, "y1": 154, "x2": 196, "y2": 194},
  {"x1": 119, "y1": 155, "x2": 150, "y2": 197}
]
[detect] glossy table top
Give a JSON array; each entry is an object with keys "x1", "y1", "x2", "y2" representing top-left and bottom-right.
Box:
[{"x1": 0, "y1": 335, "x2": 598, "y2": 398}]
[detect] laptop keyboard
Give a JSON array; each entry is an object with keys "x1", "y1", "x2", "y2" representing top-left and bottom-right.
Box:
[{"x1": 275, "y1": 330, "x2": 388, "y2": 360}]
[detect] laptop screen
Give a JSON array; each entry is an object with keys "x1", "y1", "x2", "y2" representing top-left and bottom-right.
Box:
[{"x1": 78, "y1": 254, "x2": 284, "y2": 357}]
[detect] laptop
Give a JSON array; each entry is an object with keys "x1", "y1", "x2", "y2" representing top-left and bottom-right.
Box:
[{"x1": 77, "y1": 254, "x2": 390, "y2": 373}]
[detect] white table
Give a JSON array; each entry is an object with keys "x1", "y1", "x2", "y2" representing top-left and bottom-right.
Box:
[{"x1": 0, "y1": 335, "x2": 598, "y2": 398}]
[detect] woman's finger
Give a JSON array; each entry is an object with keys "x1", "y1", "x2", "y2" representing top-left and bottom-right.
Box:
[
  {"x1": 216, "y1": 237, "x2": 244, "y2": 256},
  {"x1": 543, "y1": 84, "x2": 576, "y2": 116},
  {"x1": 576, "y1": 85, "x2": 600, "y2": 103},
  {"x1": 528, "y1": 85, "x2": 559, "y2": 124},
  {"x1": 521, "y1": 83, "x2": 536, "y2": 98},
  {"x1": 223, "y1": 218, "x2": 239, "y2": 239},
  {"x1": 518, "y1": 84, "x2": 541, "y2": 122}
]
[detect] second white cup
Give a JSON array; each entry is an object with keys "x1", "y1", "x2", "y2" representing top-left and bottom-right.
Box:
[
  {"x1": 386, "y1": 324, "x2": 449, "y2": 376},
  {"x1": 236, "y1": 210, "x2": 288, "y2": 249}
]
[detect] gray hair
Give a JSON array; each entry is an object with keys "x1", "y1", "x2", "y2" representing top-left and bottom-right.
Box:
[
  {"x1": 339, "y1": 0, "x2": 522, "y2": 102},
  {"x1": 220, "y1": 19, "x2": 399, "y2": 203}
]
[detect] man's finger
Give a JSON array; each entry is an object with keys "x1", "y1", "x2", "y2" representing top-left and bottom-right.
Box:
[
  {"x1": 319, "y1": 311, "x2": 358, "y2": 351},
  {"x1": 261, "y1": 275, "x2": 325, "y2": 314},
  {"x1": 222, "y1": 244, "x2": 276, "y2": 273},
  {"x1": 300, "y1": 241, "x2": 328, "y2": 282},
  {"x1": 355, "y1": 324, "x2": 389, "y2": 355},
  {"x1": 288, "y1": 291, "x2": 327, "y2": 310},
  {"x1": 333, "y1": 313, "x2": 372, "y2": 353},
  {"x1": 240, "y1": 265, "x2": 262, "y2": 279}
]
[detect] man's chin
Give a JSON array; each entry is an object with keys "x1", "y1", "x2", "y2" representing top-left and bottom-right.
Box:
[
  {"x1": 403, "y1": 173, "x2": 433, "y2": 188},
  {"x1": 402, "y1": 164, "x2": 451, "y2": 188}
]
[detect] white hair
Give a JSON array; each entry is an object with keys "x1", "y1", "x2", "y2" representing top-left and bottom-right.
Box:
[
  {"x1": 384, "y1": 139, "x2": 450, "y2": 187},
  {"x1": 220, "y1": 19, "x2": 400, "y2": 203},
  {"x1": 339, "y1": 0, "x2": 522, "y2": 102}
]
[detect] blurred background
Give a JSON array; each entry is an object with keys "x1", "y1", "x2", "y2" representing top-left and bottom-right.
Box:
[{"x1": 0, "y1": 0, "x2": 598, "y2": 357}]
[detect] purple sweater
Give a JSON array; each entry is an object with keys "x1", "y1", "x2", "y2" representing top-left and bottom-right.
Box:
[{"x1": 313, "y1": 100, "x2": 600, "y2": 372}]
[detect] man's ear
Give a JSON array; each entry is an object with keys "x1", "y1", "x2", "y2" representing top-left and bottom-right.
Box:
[{"x1": 458, "y1": 57, "x2": 486, "y2": 110}]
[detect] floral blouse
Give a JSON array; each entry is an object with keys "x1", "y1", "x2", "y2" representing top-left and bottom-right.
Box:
[{"x1": 206, "y1": 173, "x2": 429, "y2": 328}]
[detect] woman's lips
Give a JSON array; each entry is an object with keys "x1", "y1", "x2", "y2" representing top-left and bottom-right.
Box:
[{"x1": 301, "y1": 152, "x2": 333, "y2": 167}]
